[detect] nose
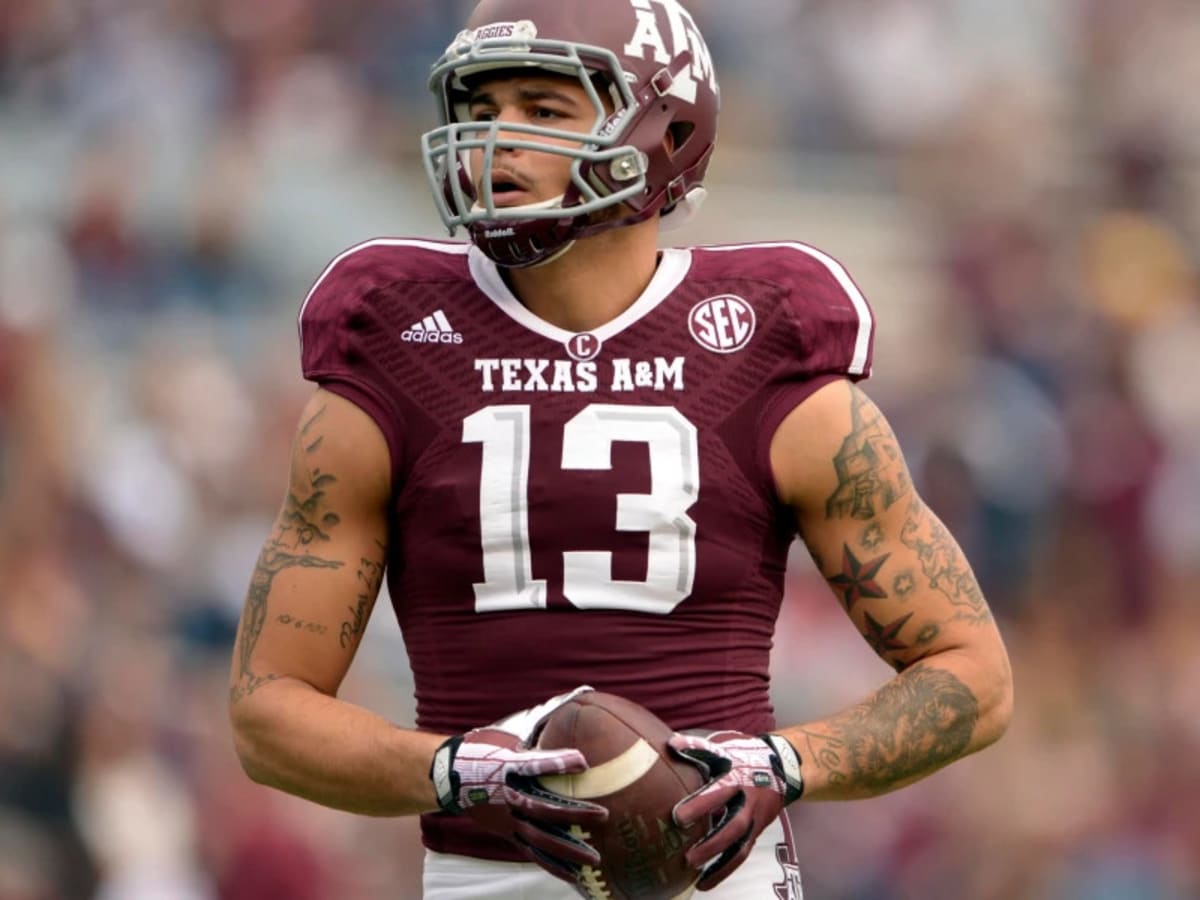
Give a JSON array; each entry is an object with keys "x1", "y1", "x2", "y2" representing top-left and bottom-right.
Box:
[{"x1": 490, "y1": 108, "x2": 524, "y2": 155}]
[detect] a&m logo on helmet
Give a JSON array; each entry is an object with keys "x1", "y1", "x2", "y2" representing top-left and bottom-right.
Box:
[{"x1": 623, "y1": 0, "x2": 717, "y2": 104}]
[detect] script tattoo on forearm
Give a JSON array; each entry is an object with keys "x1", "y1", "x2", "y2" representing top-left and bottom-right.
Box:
[
  {"x1": 230, "y1": 407, "x2": 345, "y2": 705},
  {"x1": 341, "y1": 542, "x2": 386, "y2": 650},
  {"x1": 900, "y1": 500, "x2": 990, "y2": 624},
  {"x1": 825, "y1": 388, "x2": 910, "y2": 520},
  {"x1": 798, "y1": 664, "x2": 979, "y2": 794}
]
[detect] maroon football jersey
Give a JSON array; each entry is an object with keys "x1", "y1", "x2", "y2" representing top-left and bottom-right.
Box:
[{"x1": 298, "y1": 238, "x2": 874, "y2": 859}]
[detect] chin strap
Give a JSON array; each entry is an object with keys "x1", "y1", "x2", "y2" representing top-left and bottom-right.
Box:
[{"x1": 525, "y1": 240, "x2": 577, "y2": 268}]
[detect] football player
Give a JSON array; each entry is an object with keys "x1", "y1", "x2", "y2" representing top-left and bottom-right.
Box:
[{"x1": 227, "y1": 0, "x2": 1014, "y2": 897}]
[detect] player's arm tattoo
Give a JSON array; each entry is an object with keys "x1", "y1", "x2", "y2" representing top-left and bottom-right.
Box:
[
  {"x1": 824, "y1": 387, "x2": 910, "y2": 520},
  {"x1": 815, "y1": 386, "x2": 990, "y2": 671},
  {"x1": 824, "y1": 543, "x2": 921, "y2": 671},
  {"x1": 796, "y1": 664, "x2": 979, "y2": 794},
  {"x1": 277, "y1": 615, "x2": 329, "y2": 635},
  {"x1": 828, "y1": 545, "x2": 890, "y2": 613},
  {"x1": 230, "y1": 406, "x2": 346, "y2": 705},
  {"x1": 900, "y1": 499, "x2": 991, "y2": 625},
  {"x1": 231, "y1": 545, "x2": 343, "y2": 704},
  {"x1": 862, "y1": 610, "x2": 913, "y2": 658},
  {"x1": 340, "y1": 541, "x2": 386, "y2": 651}
]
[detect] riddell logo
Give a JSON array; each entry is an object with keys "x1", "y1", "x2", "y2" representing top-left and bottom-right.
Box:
[
  {"x1": 484, "y1": 228, "x2": 516, "y2": 239},
  {"x1": 402, "y1": 310, "x2": 464, "y2": 345}
]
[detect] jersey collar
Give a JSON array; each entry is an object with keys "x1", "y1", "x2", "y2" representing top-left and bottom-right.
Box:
[{"x1": 467, "y1": 246, "x2": 693, "y2": 344}]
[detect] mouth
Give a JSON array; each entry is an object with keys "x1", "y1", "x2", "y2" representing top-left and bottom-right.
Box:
[{"x1": 484, "y1": 171, "x2": 533, "y2": 207}]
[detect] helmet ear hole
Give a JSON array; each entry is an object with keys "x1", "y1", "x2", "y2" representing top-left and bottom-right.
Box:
[{"x1": 666, "y1": 121, "x2": 695, "y2": 157}]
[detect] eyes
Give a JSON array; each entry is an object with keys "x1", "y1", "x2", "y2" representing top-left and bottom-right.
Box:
[
  {"x1": 531, "y1": 107, "x2": 568, "y2": 121},
  {"x1": 468, "y1": 104, "x2": 573, "y2": 124}
]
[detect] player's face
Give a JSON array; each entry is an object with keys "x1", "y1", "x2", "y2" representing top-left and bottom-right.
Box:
[{"x1": 465, "y1": 74, "x2": 608, "y2": 208}]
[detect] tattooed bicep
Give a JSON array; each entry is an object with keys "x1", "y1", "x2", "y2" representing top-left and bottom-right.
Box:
[
  {"x1": 275, "y1": 403, "x2": 343, "y2": 547},
  {"x1": 229, "y1": 391, "x2": 390, "y2": 704},
  {"x1": 823, "y1": 385, "x2": 913, "y2": 521},
  {"x1": 796, "y1": 384, "x2": 993, "y2": 670}
]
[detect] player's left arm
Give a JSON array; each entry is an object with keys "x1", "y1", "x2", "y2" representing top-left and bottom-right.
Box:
[
  {"x1": 668, "y1": 378, "x2": 1013, "y2": 890},
  {"x1": 770, "y1": 377, "x2": 1014, "y2": 801}
]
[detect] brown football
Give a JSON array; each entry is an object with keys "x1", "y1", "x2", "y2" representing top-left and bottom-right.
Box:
[{"x1": 535, "y1": 691, "x2": 705, "y2": 900}]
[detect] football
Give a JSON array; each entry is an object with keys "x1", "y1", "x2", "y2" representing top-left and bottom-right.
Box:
[{"x1": 535, "y1": 691, "x2": 706, "y2": 900}]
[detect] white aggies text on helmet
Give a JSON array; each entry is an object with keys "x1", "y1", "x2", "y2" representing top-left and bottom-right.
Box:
[{"x1": 421, "y1": 0, "x2": 720, "y2": 268}]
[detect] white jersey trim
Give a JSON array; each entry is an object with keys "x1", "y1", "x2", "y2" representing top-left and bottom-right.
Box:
[
  {"x1": 698, "y1": 242, "x2": 874, "y2": 376},
  {"x1": 468, "y1": 246, "x2": 693, "y2": 343},
  {"x1": 297, "y1": 238, "x2": 470, "y2": 353}
]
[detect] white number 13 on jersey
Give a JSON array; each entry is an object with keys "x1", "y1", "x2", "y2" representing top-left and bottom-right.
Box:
[{"x1": 462, "y1": 404, "x2": 699, "y2": 615}]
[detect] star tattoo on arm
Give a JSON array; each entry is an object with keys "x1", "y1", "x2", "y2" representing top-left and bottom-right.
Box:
[
  {"x1": 861, "y1": 523, "x2": 885, "y2": 550},
  {"x1": 863, "y1": 611, "x2": 913, "y2": 657},
  {"x1": 828, "y1": 545, "x2": 891, "y2": 612}
]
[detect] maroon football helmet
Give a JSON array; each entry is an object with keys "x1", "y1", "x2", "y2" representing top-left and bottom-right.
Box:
[{"x1": 421, "y1": 0, "x2": 720, "y2": 268}]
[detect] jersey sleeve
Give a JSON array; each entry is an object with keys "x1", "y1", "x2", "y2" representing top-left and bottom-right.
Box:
[
  {"x1": 757, "y1": 242, "x2": 876, "y2": 444},
  {"x1": 296, "y1": 243, "x2": 406, "y2": 478}
]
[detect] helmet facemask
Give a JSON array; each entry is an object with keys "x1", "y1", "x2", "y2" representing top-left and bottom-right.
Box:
[{"x1": 421, "y1": 23, "x2": 694, "y2": 267}]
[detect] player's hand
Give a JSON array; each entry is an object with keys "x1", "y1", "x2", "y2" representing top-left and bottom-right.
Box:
[
  {"x1": 669, "y1": 730, "x2": 804, "y2": 891},
  {"x1": 430, "y1": 687, "x2": 609, "y2": 879}
]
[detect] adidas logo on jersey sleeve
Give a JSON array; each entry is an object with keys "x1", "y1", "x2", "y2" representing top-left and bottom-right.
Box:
[{"x1": 402, "y1": 310, "x2": 464, "y2": 345}]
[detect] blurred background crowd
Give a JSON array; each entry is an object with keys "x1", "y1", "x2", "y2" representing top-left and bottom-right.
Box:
[{"x1": 1, "y1": 0, "x2": 1198, "y2": 897}]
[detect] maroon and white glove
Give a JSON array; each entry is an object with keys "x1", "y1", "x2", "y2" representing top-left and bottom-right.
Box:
[
  {"x1": 430, "y1": 687, "x2": 609, "y2": 878},
  {"x1": 669, "y1": 730, "x2": 804, "y2": 891}
]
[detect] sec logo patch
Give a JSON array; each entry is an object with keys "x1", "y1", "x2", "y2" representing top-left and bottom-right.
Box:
[{"x1": 689, "y1": 295, "x2": 756, "y2": 353}]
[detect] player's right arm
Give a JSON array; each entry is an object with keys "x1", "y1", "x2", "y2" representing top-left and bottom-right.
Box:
[
  {"x1": 227, "y1": 386, "x2": 604, "y2": 873},
  {"x1": 228, "y1": 387, "x2": 446, "y2": 815}
]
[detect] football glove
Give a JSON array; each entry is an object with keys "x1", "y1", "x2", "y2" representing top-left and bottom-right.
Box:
[
  {"x1": 429, "y1": 687, "x2": 609, "y2": 879},
  {"x1": 669, "y1": 730, "x2": 804, "y2": 891}
]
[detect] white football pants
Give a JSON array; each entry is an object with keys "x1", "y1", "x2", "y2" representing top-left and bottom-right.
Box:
[{"x1": 422, "y1": 815, "x2": 802, "y2": 899}]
